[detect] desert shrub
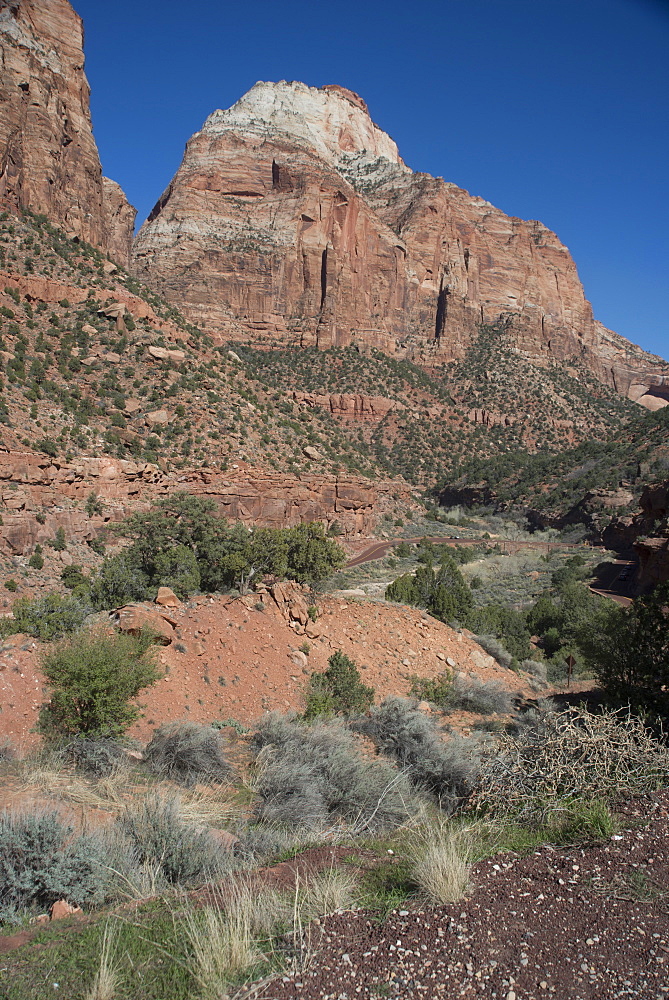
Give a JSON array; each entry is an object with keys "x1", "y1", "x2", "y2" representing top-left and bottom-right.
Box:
[
  {"x1": 62, "y1": 737, "x2": 128, "y2": 778},
  {"x1": 39, "y1": 627, "x2": 160, "y2": 739},
  {"x1": 0, "y1": 810, "x2": 109, "y2": 922},
  {"x1": 143, "y1": 722, "x2": 229, "y2": 786},
  {"x1": 28, "y1": 551, "x2": 44, "y2": 570},
  {"x1": 10, "y1": 592, "x2": 91, "y2": 640},
  {"x1": 355, "y1": 697, "x2": 480, "y2": 812},
  {"x1": 472, "y1": 707, "x2": 669, "y2": 822},
  {"x1": 60, "y1": 564, "x2": 88, "y2": 591},
  {"x1": 252, "y1": 714, "x2": 411, "y2": 832},
  {"x1": 520, "y1": 658, "x2": 547, "y2": 681},
  {"x1": 444, "y1": 674, "x2": 513, "y2": 715},
  {"x1": 409, "y1": 671, "x2": 453, "y2": 704},
  {"x1": 4, "y1": 578, "x2": 17, "y2": 592},
  {"x1": 0, "y1": 736, "x2": 15, "y2": 761},
  {"x1": 304, "y1": 650, "x2": 374, "y2": 719},
  {"x1": 473, "y1": 634, "x2": 514, "y2": 670},
  {"x1": 118, "y1": 794, "x2": 229, "y2": 886}
]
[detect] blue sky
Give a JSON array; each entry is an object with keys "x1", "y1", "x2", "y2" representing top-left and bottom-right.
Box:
[{"x1": 74, "y1": 0, "x2": 668, "y2": 359}]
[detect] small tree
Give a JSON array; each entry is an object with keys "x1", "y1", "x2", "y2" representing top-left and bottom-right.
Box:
[
  {"x1": 305, "y1": 650, "x2": 374, "y2": 719},
  {"x1": 39, "y1": 628, "x2": 161, "y2": 739},
  {"x1": 584, "y1": 583, "x2": 669, "y2": 718}
]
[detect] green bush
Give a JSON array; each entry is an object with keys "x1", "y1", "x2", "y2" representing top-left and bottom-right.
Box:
[
  {"x1": 39, "y1": 628, "x2": 160, "y2": 738},
  {"x1": 49, "y1": 526, "x2": 66, "y2": 551},
  {"x1": 114, "y1": 493, "x2": 345, "y2": 596},
  {"x1": 583, "y1": 582, "x2": 669, "y2": 717},
  {"x1": 0, "y1": 810, "x2": 109, "y2": 923},
  {"x1": 143, "y1": 722, "x2": 229, "y2": 785},
  {"x1": 9, "y1": 592, "x2": 90, "y2": 640},
  {"x1": 304, "y1": 650, "x2": 374, "y2": 719},
  {"x1": 386, "y1": 551, "x2": 473, "y2": 623},
  {"x1": 85, "y1": 491, "x2": 104, "y2": 517},
  {"x1": 28, "y1": 551, "x2": 44, "y2": 570},
  {"x1": 60, "y1": 564, "x2": 87, "y2": 591},
  {"x1": 90, "y1": 551, "x2": 151, "y2": 609},
  {"x1": 4, "y1": 578, "x2": 17, "y2": 592},
  {"x1": 409, "y1": 671, "x2": 453, "y2": 704}
]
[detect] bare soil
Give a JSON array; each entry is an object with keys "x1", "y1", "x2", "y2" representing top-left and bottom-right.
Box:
[
  {"x1": 266, "y1": 792, "x2": 669, "y2": 1000},
  {"x1": 0, "y1": 593, "x2": 529, "y2": 749}
]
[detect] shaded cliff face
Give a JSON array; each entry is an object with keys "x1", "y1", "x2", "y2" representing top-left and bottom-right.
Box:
[
  {"x1": 132, "y1": 79, "x2": 668, "y2": 402},
  {"x1": 0, "y1": 0, "x2": 135, "y2": 263}
]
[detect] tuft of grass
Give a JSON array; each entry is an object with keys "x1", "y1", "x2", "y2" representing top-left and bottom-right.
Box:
[
  {"x1": 409, "y1": 823, "x2": 473, "y2": 905},
  {"x1": 298, "y1": 865, "x2": 358, "y2": 919},
  {"x1": 85, "y1": 919, "x2": 121, "y2": 1000},
  {"x1": 183, "y1": 888, "x2": 263, "y2": 999}
]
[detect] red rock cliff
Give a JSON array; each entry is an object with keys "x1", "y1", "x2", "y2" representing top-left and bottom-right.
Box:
[
  {"x1": 0, "y1": 0, "x2": 135, "y2": 264},
  {"x1": 132, "y1": 80, "x2": 668, "y2": 402}
]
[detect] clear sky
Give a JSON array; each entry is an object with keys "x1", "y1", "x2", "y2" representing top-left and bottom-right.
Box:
[{"x1": 73, "y1": 0, "x2": 668, "y2": 360}]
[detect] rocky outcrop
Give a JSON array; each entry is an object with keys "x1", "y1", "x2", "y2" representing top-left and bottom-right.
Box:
[
  {"x1": 0, "y1": 451, "x2": 409, "y2": 552},
  {"x1": 0, "y1": 0, "x2": 135, "y2": 263},
  {"x1": 101, "y1": 177, "x2": 136, "y2": 266},
  {"x1": 633, "y1": 482, "x2": 669, "y2": 592},
  {"x1": 132, "y1": 80, "x2": 668, "y2": 400},
  {"x1": 291, "y1": 390, "x2": 401, "y2": 422}
]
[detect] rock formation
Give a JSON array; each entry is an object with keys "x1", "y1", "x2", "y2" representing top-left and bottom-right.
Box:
[
  {"x1": 0, "y1": 450, "x2": 410, "y2": 555},
  {"x1": 133, "y1": 80, "x2": 668, "y2": 403},
  {"x1": 0, "y1": 0, "x2": 135, "y2": 264}
]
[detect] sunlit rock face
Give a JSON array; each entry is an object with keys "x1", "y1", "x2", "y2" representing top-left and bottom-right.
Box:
[
  {"x1": 132, "y1": 79, "x2": 667, "y2": 399},
  {"x1": 0, "y1": 0, "x2": 135, "y2": 263}
]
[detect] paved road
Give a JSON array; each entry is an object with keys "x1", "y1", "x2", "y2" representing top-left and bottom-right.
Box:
[
  {"x1": 346, "y1": 535, "x2": 588, "y2": 568},
  {"x1": 346, "y1": 536, "x2": 636, "y2": 606}
]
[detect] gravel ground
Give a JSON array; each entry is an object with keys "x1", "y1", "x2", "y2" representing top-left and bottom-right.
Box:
[{"x1": 267, "y1": 792, "x2": 669, "y2": 1000}]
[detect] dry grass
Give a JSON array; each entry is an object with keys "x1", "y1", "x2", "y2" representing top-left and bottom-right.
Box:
[
  {"x1": 182, "y1": 882, "x2": 275, "y2": 997},
  {"x1": 85, "y1": 920, "x2": 121, "y2": 1000},
  {"x1": 176, "y1": 783, "x2": 241, "y2": 830},
  {"x1": 409, "y1": 823, "x2": 473, "y2": 905},
  {"x1": 298, "y1": 865, "x2": 358, "y2": 919}
]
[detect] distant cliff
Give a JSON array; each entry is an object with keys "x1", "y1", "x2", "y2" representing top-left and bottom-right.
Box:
[{"x1": 133, "y1": 80, "x2": 668, "y2": 404}]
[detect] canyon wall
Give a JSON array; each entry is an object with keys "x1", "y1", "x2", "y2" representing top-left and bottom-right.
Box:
[
  {"x1": 133, "y1": 80, "x2": 668, "y2": 403},
  {"x1": 0, "y1": 0, "x2": 135, "y2": 264}
]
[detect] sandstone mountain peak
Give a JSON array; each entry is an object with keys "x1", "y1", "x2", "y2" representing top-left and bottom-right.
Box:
[
  {"x1": 202, "y1": 79, "x2": 407, "y2": 176},
  {"x1": 0, "y1": 0, "x2": 135, "y2": 264},
  {"x1": 134, "y1": 79, "x2": 668, "y2": 406}
]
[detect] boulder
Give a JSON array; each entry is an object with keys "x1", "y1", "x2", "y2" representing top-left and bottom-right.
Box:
[
  {"x1": 50, "y1": 900, "x2": 82, "y2": 921},
  {"x1": 115, "y1": 605, "x2": 174, "y2": 644},
  {"x1": 155, "y1": 586, "x2": 182, "y2": 608}
]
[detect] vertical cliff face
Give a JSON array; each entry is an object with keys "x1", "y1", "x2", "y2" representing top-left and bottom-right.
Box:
[
  {"x1": 0, "y1": 0, "x2": 135, "y2": 264},
  {"x1": 132, "y1": 79, "x2": 668, "y2": 400}
]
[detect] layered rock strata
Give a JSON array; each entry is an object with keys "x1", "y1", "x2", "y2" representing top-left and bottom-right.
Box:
[
  {"x1": 133, "y1": 80, "x2": 668, "y2": 402},
  {"x1": 0, "y1": 451, "x2": 407, "y2": 554},
  {"x1": 0, "y1": 0, "x2": 135, "y2": 263}
]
